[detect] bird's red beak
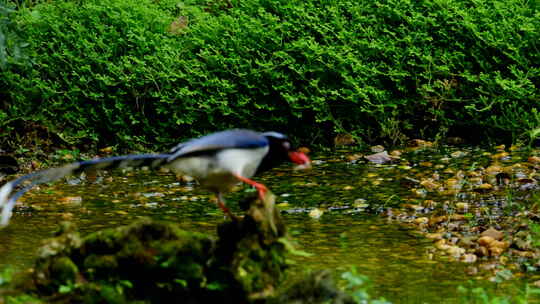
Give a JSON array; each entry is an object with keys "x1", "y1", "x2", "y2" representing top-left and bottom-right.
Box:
[{"x1": 288, "y1": 151, "x2": 311, "y2": 169}]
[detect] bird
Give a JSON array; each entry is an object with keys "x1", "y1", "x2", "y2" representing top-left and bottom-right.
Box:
[{"x1": 0, "y1": 129, "x2": 311, "y2": 227}]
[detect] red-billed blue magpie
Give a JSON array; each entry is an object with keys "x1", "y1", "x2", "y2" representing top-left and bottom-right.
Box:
[{"x1": 0, "y1": 129, "x2": 310, "y2": 226}]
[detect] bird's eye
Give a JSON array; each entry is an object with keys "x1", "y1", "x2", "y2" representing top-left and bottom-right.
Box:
[{"x1": 282, "y1": 141, "x2": 291, "y2": 150}]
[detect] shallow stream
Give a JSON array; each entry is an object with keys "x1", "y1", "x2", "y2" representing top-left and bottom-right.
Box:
[{"x1": 1, "y1": 145, "x2": 539, "y2": 303}]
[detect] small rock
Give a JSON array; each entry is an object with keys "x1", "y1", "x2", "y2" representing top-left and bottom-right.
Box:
[
  {"x1": 353, "y1": 199, "x2": 369, "y2": 208},
  {"x1": 177, "y1": 174, "x2": 195, "y2": 182},
  {"x1": 491, "y1": 152, "x2": 510, "y2": 160},
  {"x1": 467, "y1": 171, "x2": 482, "y2": 177},
  {"x1": 434, "y1": 239, "x2": 450, "y2": 251},
  {"x1": 514, "y1": 238, "x2": 532, "y2": 251},
  {"x1": 389, "y1": 150, "x2": 402, "y2": 157},
  {"x1": 475, "y1": 246, "x2": 489, "y2": 257},
  {"x1": 414, "y1": 217, "x2": 429, "y2": 225},
  {"x1": 99, "y1": 146, "x2": 114, "y2": 154},
  {"x1": 425, "y1": 233, "x2": 443, "y2": 240},
  {"x1": 59, "y1": 196, "x2": 83, "y2": 205},
  {"x1": 518, "y1": 178, "x2": 538, "y2": 191},
  {"x1": 420, "y1": 179, "x2": 441, "y2": 191},
  {"x1": 449, "y1": 214, "x2": 466, "y2": 221},
  {"x1": 489, "y1": 246, "x2": 504, "y2": 256},
  {"x1": 447, "y1": 246, "x2": 465, "y2": 258},
  {"x1": 445, "y1": 178, "x2": 461, "y2": 190},
  {"x1": 334, "y1": 134, "x2": 356, "y2": 146},
  {"x1": 474, "y1": 183, "x2": 493, "y2": 193},
  {"x1": 364, "y1": 151, "x2": 393, "y2": 164},
  {"x1": 478, "y1": 236, "x2": 495, "y2": 247},
  {"x1": 451, "y1": 151, "x2": 467, "y2": 158},
  {"x1": 461, "y1": 253, "x2": 477, "y2": 263},
  {"x1": 429, "y1": 215, "x2": 447, "y2": 226},
  {"x1": 308, "y1": 208, "x2": 324, "y2": 219},
  {"x1": 528, "y1": 156, "x2": 540, "y2": 164},
  {"x1": 513, "y1": 250, "x2": 535, "y2": 258},
  {"x1": 459, "y1": 236, "x2": 476, "y2": 248},
  {"x1": 412, "y1": 188, "x2": 428, "y2": 197},
  {"x1": 61, "y1": 154, "x2": 74, "y2": 161},
  {"x1": 443, "y1": 168, "x2": 455, "y2": 174},
  {"x1": 404, "y1": 204, "x2": 424, "y2": 212},
  {"x1": 423, "y1": 200, "x2": 438, "y2": 208},
  {"x1": 346, "y1": 154, "x2": 363, "y2": 162},
  {"x1": 490, "y1": 240, "x2": 509, "y2": 250},
  {"x1": 61, "y1": 213, "x2": 74, "y2": 220},
  {"x1": 468, "y1": 177, "x2": 483, "y2": 185},
  {"x1": 466, "y1": 266, "x2": 478, "y2": 275},
  {"x1": 370, "y1": 145, "x2": 385, "y2": 153},
  {"x1": 408, "y1": 139, "x2": 433, "y2": 148},
  {"x1": 485, "y1": 165, "x2": 503, "y2": 175},
  {"x1": 480, "y1": 228, "x2": 504, "y2": 241},
  {"x1": 456, "y1": 202, "x2": 469, "y2": 213}
]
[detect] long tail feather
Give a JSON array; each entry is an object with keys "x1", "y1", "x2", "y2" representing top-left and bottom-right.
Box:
[{"x1": 0, "y1": 154, "x2": 170, "y2": 227}]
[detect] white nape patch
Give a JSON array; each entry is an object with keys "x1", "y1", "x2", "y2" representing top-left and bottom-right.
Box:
[{"x1": 0, "y1": 182, "x2": 13, "y2": 207}]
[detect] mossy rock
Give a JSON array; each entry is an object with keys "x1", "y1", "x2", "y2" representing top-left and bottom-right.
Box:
[
  {"x1": 3, "y1": 193, "x2": 291, "y2": 303},
  {"x1": 31, "y1": 218, "x2": 214, "y2": 302}
]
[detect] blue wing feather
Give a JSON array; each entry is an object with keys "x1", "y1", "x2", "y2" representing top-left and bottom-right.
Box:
[{"x1": 169, "y1": 129, "x2": 268, "y2": 159}]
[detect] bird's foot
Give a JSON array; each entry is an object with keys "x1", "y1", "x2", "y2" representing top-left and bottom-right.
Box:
[
  {"x1": 217, "y1": 199, "x2": 242, "y2": 221},
  {"x1": 233, "y1": 174, "x2": 268, "y2": 202},
  {"x1": 256, "y1": 186, "x2": 267, "y2": 202}
]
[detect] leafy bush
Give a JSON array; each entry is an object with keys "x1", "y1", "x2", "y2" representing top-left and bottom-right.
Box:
[
  {"x1": 0, "y1": 0, "x2": 538, "y2": 150},
  {"x1": 0, "y1": 1, "x2": 29, "y2": 69}
]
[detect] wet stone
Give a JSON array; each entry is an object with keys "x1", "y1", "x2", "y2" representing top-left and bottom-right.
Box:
[
  {"x1": 480, "y1": 228, "x2": 504, "y2": 241},
  {"x1": 478, "y1": 236, "x2": 495, "y2": 247},
  {"x1": 460, "y1": 254, "x2": 478, "y2": 263},
  {"x1": 370, "y1": 145, "x2": 386, "y2": 153}
]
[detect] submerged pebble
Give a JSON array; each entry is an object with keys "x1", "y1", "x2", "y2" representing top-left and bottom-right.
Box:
[{"x1": 308, "y1": 208, "x2": 324, "y2": 219}]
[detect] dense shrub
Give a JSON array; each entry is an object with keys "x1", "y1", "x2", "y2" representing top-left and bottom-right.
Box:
[{"x1": 0, "y1": 0, "x2": 538, "y2": 150}]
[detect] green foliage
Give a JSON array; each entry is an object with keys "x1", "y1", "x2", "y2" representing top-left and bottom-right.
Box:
[
  {"x1": 0, "y1": 1, "x2": 29, "y2": 69},
  {"x1": 0, "y1": 0, "x2": 538, "y2": 149},
  {"x1": 341, "y1": 267, "x2": 391, "y2": 304},
  {"x1": 458, "y1": 284, "x2": 540, "y2": 304},
  {"x1": 528, "y1": 220, "x2": 540, "y2": 248},
  {"x1": 0, "y1": 267, "x2": 13, "y2": 286},
  {"x1": 3, "y1": 294, "x2": 43, "y2": 304}
]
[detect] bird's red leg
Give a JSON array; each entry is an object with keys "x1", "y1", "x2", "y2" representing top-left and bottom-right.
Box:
[
  {"x1": 233, "y1": 174, "x2": 268, "y2": 201},
  {"x1": 216, "y1": 193, "x2": 238, "y2": 220}
]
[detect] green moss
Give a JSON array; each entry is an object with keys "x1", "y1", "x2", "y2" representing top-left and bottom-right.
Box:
[
  {"x1": 49, "y1": 257, "x2": 79, "y2": 287},
  {"x1": 83, "y1": 255, "x2": 119, "y2": 278},
  {"x1": 1, "y1": 194, "x2": 297, "y2": 303},
  {"x1": 3, "y1": 294, "x2": 43, "y2": 304}
]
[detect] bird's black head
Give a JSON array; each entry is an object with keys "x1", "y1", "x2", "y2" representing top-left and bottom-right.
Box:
[{"x1": 256, "y1": 132, "x2": 311, "y2": 174}]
